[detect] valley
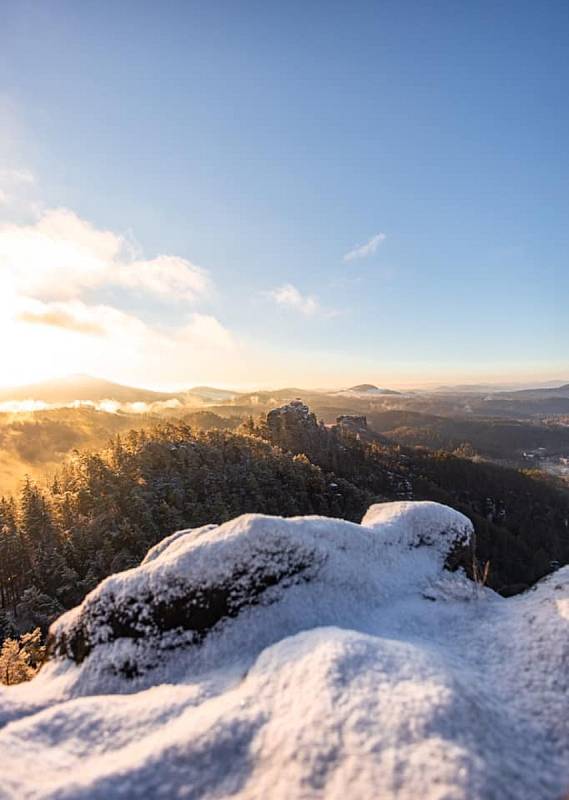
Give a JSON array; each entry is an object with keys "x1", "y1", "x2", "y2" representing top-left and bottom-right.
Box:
[{"x1": 1, "y1": 376, "x2": 568, "y2": 497}]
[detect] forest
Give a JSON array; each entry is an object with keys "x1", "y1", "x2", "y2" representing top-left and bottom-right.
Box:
[{"x1": 1, "y1": 399, "x2": 568, "y2": 676}]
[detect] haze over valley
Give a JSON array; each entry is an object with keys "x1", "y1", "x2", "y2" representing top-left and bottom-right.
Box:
[{"x1": 0, "y1": 373, "x2": 568, "y2": 495}]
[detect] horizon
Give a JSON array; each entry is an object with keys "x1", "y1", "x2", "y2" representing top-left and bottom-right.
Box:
[
  {"x1": 0, "y1": 370, "x2": 567, "y2": 397},
  {"x1": 1, "y1": 2, "x2": 567, "y2": 389}
]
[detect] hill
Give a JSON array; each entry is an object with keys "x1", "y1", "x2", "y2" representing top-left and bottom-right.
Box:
[
  {"x1": 498, "y1": 383, "x2": 569, "y2": 400},
  {"x1": 335, "y1": 383, "x2": 401, "y2": 397},
  {"x1": 0, "y1": 375, "x2": 176, "y2": 405},
  {"x1": 360, "y1": 409, "x2": 569, "y2": 464},
  {"x1": 0, "y1": 379, "x2": 568, "y2": 499},
  {"x1": 183, "y1": 386, "x2": 239, "y2": 402}
]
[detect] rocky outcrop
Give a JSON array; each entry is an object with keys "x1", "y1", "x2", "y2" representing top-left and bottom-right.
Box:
[
  {"x1": 4, "y1": 509, "x2": 568, "y2": 800},
  {"x1": 336, "y1": 414, "x2": 368, "y2": 431},
  {"x1": 266, "y1": 400, "x2": 323, "y2": 453},
  {"x1": 46, "y1": 502, "x2": 474, "y2": 677}
]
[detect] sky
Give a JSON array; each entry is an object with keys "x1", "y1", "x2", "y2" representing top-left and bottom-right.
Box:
[{"x1": 0, "y1": 0, "x2": 567, "y2": 390}]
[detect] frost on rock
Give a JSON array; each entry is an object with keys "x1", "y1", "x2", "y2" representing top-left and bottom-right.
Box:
[
  {"x1": 47, "y1": 518, "x2": 322, "y2": 672},
  {"x1": 46, "y1": 502, "x2": 473, "y2": 675},
  {"x1": 1, "y1": 501, "x2": 568, "y2": 800},
  {"x1": 362, "y1": 500, "x2": 474, "y2": 571}
]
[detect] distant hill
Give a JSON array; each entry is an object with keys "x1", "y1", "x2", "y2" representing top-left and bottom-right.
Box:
[
  {"x1": 433, "y1": 381, "x2": 569, "y2": 394},
  {"x1": 0, "y1": 375, "x2": 175, "y2": 404},
  {"x1": 335, "y1": 384, "x2": 401, "y2": 397},
  {"x1": 502, "y1": 383, "x2": 569, "y2": 399},
  {"x1": 184, "y1": 386, "x2": 239, "y2": 402},
  {"x1": 363, "y1": 408, "x2": 569, "y2": 462},
  {"x1": 226, "y1": 388, "x2": 324, "y2": 407}
]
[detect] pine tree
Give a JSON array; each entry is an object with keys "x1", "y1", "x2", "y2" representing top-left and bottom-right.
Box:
[{"x1": 19, "y1": 479, "x2": 55, "y2": 548}]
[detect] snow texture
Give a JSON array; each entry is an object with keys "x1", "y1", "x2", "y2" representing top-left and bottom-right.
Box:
[{"x1": 0, "y1": 501, "x2": 567, "y2": 799}]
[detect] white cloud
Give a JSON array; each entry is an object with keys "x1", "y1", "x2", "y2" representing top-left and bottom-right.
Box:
[
  {"x1": 0, "y1": 195, "x2": 353, "y2": 389},
  {"x1": 17, "y1": 299, "x2": 107, "y2": 336},
  {"x1": 344, "y1": 232, "x2": 386, "y2": 262},
  {"x1": 9, "y1": 296, "x2": 237, "y2": 387},
  {"x1": 118, "y1": 255, "x2": 210, "y2": 301},
  {"x1": 0, "y1": 205, "x2": 237, "y2": 387},
  {"x1": 0, "y1": 208, "x2": 211, "y2": 302},
  {"x1": 267, "y1": 284, "x2": 321, "y2": 316},
  {"x1": 176, "y1": 313, "x2": 236, "y2": 351}
]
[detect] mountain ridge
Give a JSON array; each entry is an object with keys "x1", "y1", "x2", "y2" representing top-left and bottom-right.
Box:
[{"x1": 0, "y1": 375, "x2": 174, "y2": 404}]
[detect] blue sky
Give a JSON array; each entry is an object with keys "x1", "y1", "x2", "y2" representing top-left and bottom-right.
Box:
[{"x1": 0, "y1": 0, "x2": 567, "y2": 389}]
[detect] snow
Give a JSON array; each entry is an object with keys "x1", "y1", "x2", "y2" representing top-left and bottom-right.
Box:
[{"x1": 0, "y1": 501, "x2": 567, "y2": 799}]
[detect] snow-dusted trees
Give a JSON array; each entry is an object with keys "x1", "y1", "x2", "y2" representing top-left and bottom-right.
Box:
[
  {"x1": 0, "y1": 423, "x2": 373, "y2": 658},
  {"x1": 0, "y1": 627, "x2": 44, "y2": 685}
]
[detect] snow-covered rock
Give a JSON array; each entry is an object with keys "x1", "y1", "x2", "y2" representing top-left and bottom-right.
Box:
[{"x1": 0, "y1": 501, "x2": 567, "y2": 799}]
